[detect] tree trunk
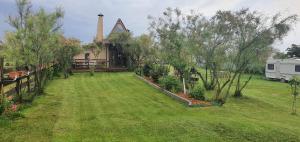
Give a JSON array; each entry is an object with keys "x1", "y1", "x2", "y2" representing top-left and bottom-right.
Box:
[
  {"x1": 27, "y1": 75, "x2": 30, "y2": 92},
  {"x1": 183, "y1": 78, "x2": 186, "y2": 94},
  {"x1": 234, "y1": 73, "x2": 253, "y2": 98}
]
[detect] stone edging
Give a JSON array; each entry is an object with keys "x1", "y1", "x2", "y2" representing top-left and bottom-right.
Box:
[{"x1": 135, "y1": 75, "x2": 193, "y2": 107}]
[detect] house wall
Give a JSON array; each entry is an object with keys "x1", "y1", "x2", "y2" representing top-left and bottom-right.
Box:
[{"x1": 74, "y1": 46, "x2": 109, "y2": 60}]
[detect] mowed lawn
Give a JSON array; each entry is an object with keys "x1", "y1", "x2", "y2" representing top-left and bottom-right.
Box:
[{"x1": 0, "y1": 73, "x2": 300, "y2": 142}]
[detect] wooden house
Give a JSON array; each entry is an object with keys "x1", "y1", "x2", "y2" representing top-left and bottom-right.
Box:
[{"x1": 73, "y1": 14, "x2": 129, "y2": 70}]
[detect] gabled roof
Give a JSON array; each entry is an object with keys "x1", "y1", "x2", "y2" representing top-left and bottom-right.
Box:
[{"x1": 107, "y1": 18, "x2": 129, "y2": 38}]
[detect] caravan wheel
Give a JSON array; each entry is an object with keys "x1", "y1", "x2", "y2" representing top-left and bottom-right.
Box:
[{"x1": 280, "y1": 78, "x2": 286, "y2": 83}]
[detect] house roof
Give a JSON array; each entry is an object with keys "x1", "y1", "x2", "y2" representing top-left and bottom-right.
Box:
[{"x1": 107, "y1": 18, "x2": 129, "y2": 39}]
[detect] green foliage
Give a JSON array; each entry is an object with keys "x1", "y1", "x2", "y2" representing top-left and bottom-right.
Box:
[
  {"x1": 52, "y1": 64, "x2": 61, "y2": 77},
  {"x1": 56, "y1": 37, "x2": 81, "y2": 79},
  {"x1": 90, "y1": 66, "x2": 95, "y2": 76},
  {"x1": 189, "y1": 85, "x2": 205, "y2": 100},
  {"x1": 134, "y1": 68, "x2": 142, "y2": 76},
  {"x1": 143, "y1": 64, "x2": 152, "y2": 77},
  {"x1": 287, "y1": 44, "x2": 300, "y2": 58},
  {"x1": 150, "y1": 65, "x2": 169, "y2": 83},
  {"x1": 4, "y1": 0, "x2": 65, "y2": 95},
  {"x1": 159, "y1": 75, "x2": 182, "y2": 93},
  {"x1": 148, "y1": 8, "x2": 189, "y2": 79}
]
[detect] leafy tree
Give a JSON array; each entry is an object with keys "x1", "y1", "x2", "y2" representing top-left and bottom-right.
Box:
[
  {"x1": 4, "y1": 0, "x2": 32, "y2": 69},
  {"x1": 56, "y1": 36, "x2": 81, "y2": 78},
  {"x1": 128, "y1": 34, "x2": 152, "y2": 73},
  {"x1": 287, "y1": 44, "x2": 300, "y2": 58},
  {"x1": 273, "y1": 51, "x2": 288, "y2": 59},
  {"x1": 185, "y1": 11, "x2": 233, "y2": 92},
  {"x1": 148, "y1": 8, "x2": 189, "y2": 93},
  {"x1": 222, "y1": 9, "x2": 297, "y2": 101},
  {"x1": 4, "y1": 0, "x2": 64, "y2": 94}
]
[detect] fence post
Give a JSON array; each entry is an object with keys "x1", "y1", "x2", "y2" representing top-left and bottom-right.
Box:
[{"x1": 14, "y1": 77, "x2": 23, "y2": 103}]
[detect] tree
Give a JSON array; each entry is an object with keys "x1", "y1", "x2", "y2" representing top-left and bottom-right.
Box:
[
  {"x1": 149, "y1": 8, "x2": 189, "y2": 93},
  {"x1": 223, "y1": 9, "x2": 297, "y2": 101},
  {"x1": 5, "y1": 0, "x2": 64, "y2": 94},
  {"x1": 289, "y1": 76, "x2": 299, "y2": 115},
  {"x1": 287, "y1": 44, "x2": 300, "y2": 58},
  {"x1": 127, "y1": 34, "x2": 152, "y2": 73},
  {"x1": 5, "y1": 0, "x2": 32, "y2": 69},
  {"x1": 185, "y1": 11, "x2": 233, "y2": 92},
  {"x1": 273, "y1": 50, "x2": 288, "y2": 59},
  {"x1": 56, "y1": 36, "x2": 81, "y2": 78}
]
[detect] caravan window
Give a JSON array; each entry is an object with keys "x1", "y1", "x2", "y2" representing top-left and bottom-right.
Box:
[
  {"x1": 267, "y1": 64, "x2": 274, "y2": 70},
  {"x1": 295, "y1": 65, "x2": 300, "y2": 72}
]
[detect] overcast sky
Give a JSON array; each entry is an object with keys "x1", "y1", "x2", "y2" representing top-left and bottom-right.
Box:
[{"x1": 0, "y1": 0, "x2": 299, "y2": 51}]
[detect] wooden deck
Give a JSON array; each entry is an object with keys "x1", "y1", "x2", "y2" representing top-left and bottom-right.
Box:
[
  {"x1": 72, "y1": 67, "x2": 128, "y2": 73},
  {"x1": 72, "y1": 59, "x2": 128, "y2": 72}
]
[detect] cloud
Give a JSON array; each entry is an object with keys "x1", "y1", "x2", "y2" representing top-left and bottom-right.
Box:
[{"x1": 0, "y1": 0, "x2": 299, "y2": 51}]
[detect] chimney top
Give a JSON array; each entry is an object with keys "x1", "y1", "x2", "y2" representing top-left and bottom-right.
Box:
[{"x1": 98, "y1": 13, "x2": 104, "y2": 17}]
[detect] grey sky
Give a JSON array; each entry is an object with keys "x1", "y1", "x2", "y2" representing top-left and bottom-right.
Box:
[{"x1": 0, "y1": 0, "x2": 299, "y2": 51}]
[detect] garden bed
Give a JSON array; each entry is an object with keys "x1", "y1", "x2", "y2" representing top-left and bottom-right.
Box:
[{"x1": 136, "y1": 75, "x2": 212, "y2": 107}]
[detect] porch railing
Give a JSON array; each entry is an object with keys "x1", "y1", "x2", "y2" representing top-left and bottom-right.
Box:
[{"x1": 73, "y1": 59, "x2": 108, "y2": 69}]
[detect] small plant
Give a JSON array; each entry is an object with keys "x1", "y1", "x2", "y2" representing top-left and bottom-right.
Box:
[
  {"x1": 189, "y1": 85, "x2": 205, "y2": 101},
  {"x1": 90, "y1": 65, "x2": 95, "y2": 76},
  {"x1": 143, "y1": 64, "x2": 152, "y2": 77},
  {"x1": 289, "y1": 76, "x2": 299, "y2": 115},
  {"x1": 134, "y1": 67, "x2": 142, "y2": 76},
  {"x1": 159, "y1": 75, "x2": 182, "y2": 93},
  {"x1": 150, "y1": 65, "x2": 168, "y2": 83},
  {"x1": 0, "y1": 95, "x2": 23, "y2": 119}
]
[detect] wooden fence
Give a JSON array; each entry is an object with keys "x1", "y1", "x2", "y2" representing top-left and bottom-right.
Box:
[
  {"x1": 1, "y1": 71, "x2": 36, "y2": 97},
  {"x1": 0, "y1": 58, "x2": 53, "y2": 97}
]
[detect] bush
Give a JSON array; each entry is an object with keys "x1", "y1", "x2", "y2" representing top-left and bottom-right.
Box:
[
  {"x1": 189, "y1": 86, "x2": 205, "y2": 100},
  {"x1": 135, "y1": 67, "x2": 142, "y2": 76},
  {"x1": 150, "y1": 65, "x2": 169, "y2": 83},
  {"x1": 0, "y1": 97, "x2": 11, "y2": 115},
  {"x1": 143, "y1": 64, "x2": 152, "y2": 77},
  {"x1": 159, "y1": 75, "x2": 182, "y2": 93}
]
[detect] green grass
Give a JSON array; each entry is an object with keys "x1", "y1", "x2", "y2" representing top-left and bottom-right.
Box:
[{"x1": 0, "y1": 72, "x2": 300, "y2": 142}]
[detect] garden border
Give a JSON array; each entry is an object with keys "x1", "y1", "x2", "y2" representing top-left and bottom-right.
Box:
[{"x1": 135, "y1": 75, "x2": 199, "y2": 107}]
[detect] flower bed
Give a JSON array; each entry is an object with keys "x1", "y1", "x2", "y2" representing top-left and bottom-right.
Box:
[{"x1": 137, "y1": 75, "x2": 212, "y2": 107}]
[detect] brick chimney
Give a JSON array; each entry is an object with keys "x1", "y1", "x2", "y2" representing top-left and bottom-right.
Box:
[{"x1": 96, "y1": 13, "x2": 104, "y2": 42}]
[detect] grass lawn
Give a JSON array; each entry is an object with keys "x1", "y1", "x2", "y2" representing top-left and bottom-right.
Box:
[{"x1": 0, "y1": 72, "x2": 300, "y2": 142}]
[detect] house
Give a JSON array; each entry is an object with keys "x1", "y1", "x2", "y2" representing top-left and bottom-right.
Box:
[
  {"x1": 73, "y1": 14, "x2": 129, "y2": 69},
  {"x1": 266, "y1": 58, "x2": 300, "y2": 81}
]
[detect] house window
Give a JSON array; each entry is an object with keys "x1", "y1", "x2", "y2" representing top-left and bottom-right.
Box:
[
  {"x1": 267, "y1": 64, "x2": 274, "y2": 70},
  {"x1": 295, "y1": 65, "x2": 300, "y2": 72}
]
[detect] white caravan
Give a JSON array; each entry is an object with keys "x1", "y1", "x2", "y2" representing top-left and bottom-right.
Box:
[{"x1": 265, "y1": 58, "x2": 300, "y2": 81}]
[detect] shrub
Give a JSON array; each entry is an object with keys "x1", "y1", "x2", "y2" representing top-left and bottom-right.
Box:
[
  {"x1": 90, "y1": 66, "x2": 95, "y2": 76},
  {"x1": 159, "y1": 75, "x2": 182, "y2": 93},
  {"x1": 143, "y1": 64, "x2": 152, "y2": 77},
  {"x1": 135, "y1": 67, "x2": 142, "y2": 76},
  {"x1": 189, "y1": 85, "x2": 205, "y2": 100},
  {"x1": 150, "y1": 65, "x2": 169, "y2": 83},
  {"x1": 0, "y1": 97, "x2": 11, "y2": 115}
]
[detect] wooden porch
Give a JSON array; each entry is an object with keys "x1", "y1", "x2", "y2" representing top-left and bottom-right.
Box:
[{"x1": 72, "y1": 59, "x2": 128, "y2": 72}]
